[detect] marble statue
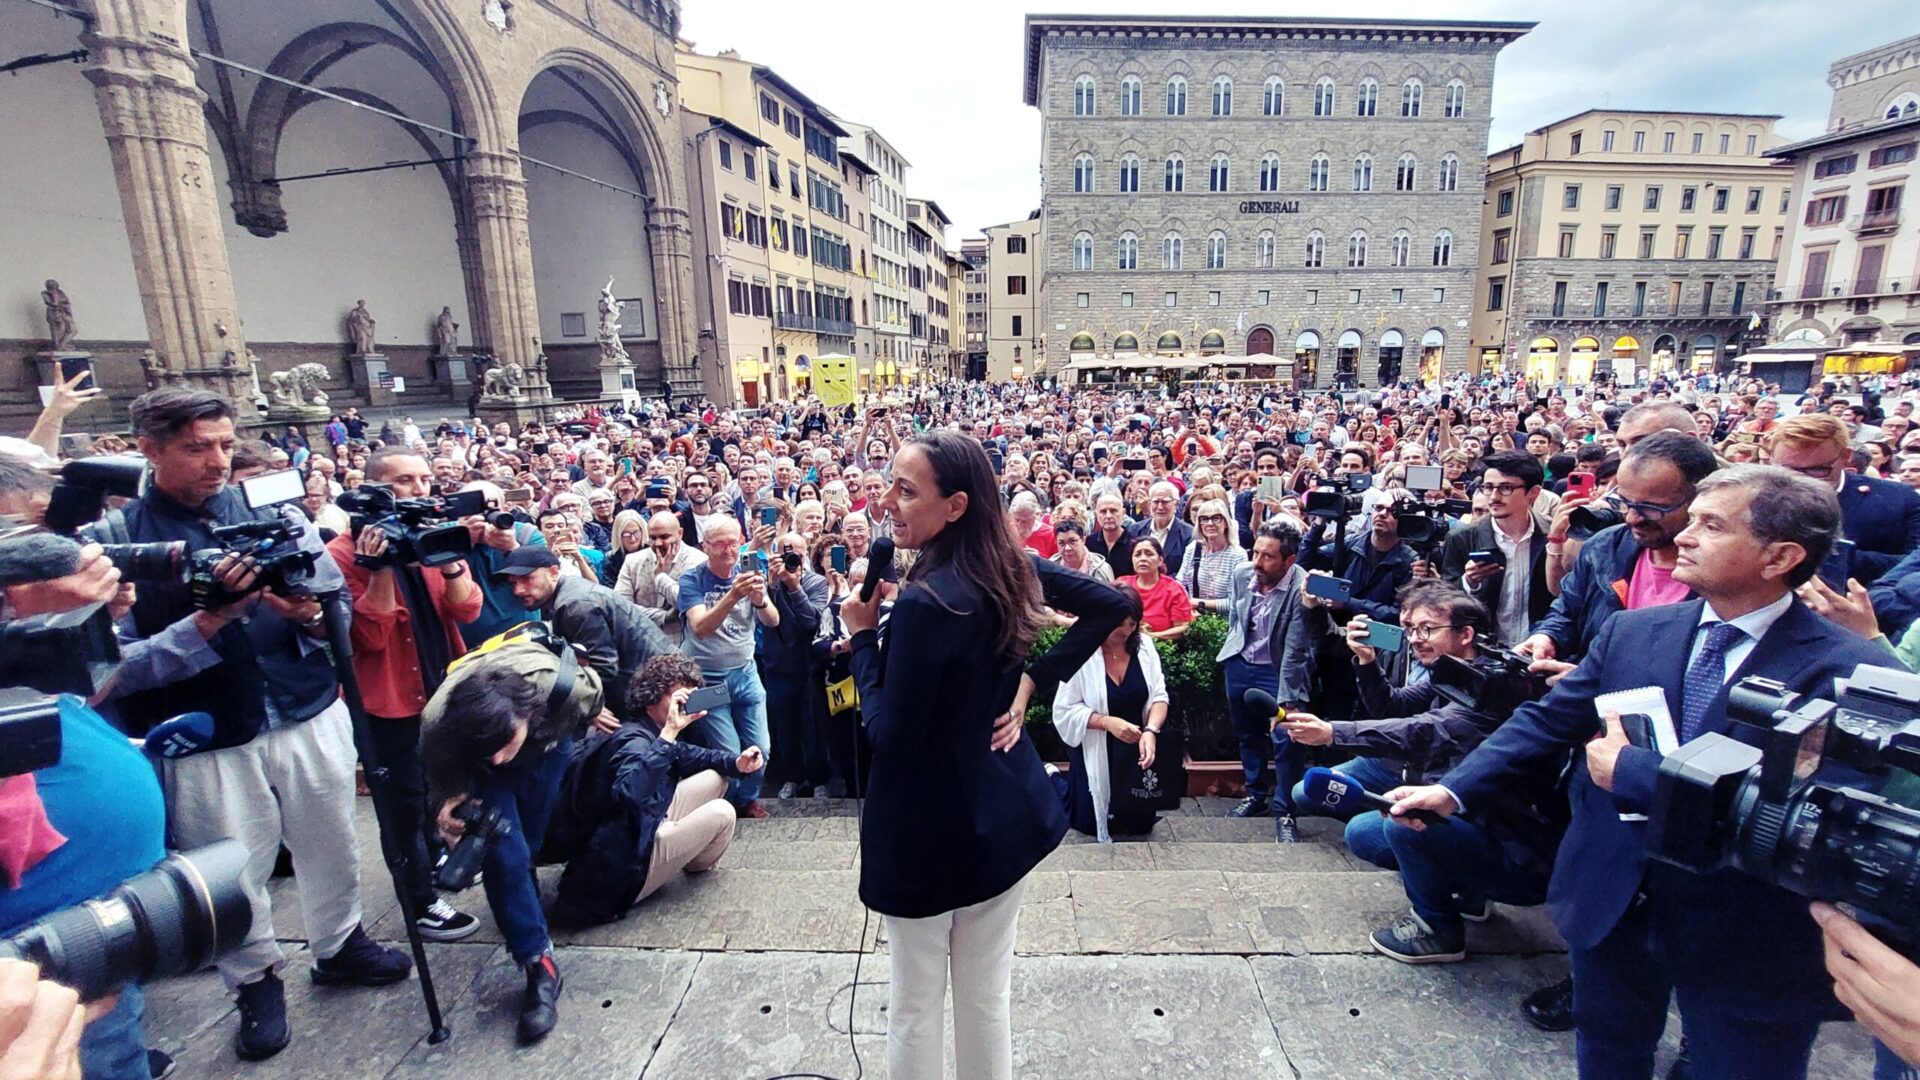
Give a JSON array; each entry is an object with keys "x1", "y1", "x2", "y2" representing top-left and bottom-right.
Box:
[
  {"x1": 42, "y1": 280, "x2": 75, "y2": 351},
  {"x1": 597, "y1": 279, "x2": 629, "y2": 366},
  {"x1": 139, "y1": 349, "x2": 166, "y2": 390},
  {"x1": 269, "y1": 363, "x2": 330, "y2": 407},
  {"x1": 346, "y1": 300, "x2": 377, "y2": 355},
  {"x1": 482, "y1": 361, "x2": 526, "y2": 399},
  {"x1": 244, "y1": 349, "x2": 268, "y2": 409},
  {"x1": 432, "y1": 306, "x2": 459, "y2": 356}
]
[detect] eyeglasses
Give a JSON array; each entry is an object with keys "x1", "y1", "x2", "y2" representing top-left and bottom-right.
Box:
[
  {"x1": 1482, "y1": 482, "x2": 1529, "y2": 497},
  {"x1": 1601, "y1": 491, "x2": 1691, "y2": 522},
  {"x1": 1197, "y1": 514, "x2": 1227, "y2": 524},
  {"x1": 1404, "y1": 624, "x2": 1463, "y2": 641}
]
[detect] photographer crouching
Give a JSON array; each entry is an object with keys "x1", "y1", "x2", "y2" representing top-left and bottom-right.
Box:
[
  {"x1": 418, "y1": 626, "x2": 605, "y2": 1045},
  {"x1": 99, "y1": 389, "x2": 408, "y2": 1063},
  {"x1": 542, "y1": 655, "x2": 763, "y2": 929}
]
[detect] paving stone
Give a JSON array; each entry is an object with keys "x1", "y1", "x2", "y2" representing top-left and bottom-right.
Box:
[
  {"x1": 1158, "y1": 813, "x2": 1346, "y2": 843},
  {"x1": 1224, "y1": 872, "x2": 1568, "y2": 956},
  {"x1": 1068, "y1": 871, "x2": 1258, "y2": 954},
  {"x1": 723, "y1": 838, "x2": 860, "y2": 870},
  {"x1": 754, "y1": 796, "x2": 862, "y2": 818},
  {"x1": 392, "y1": 947, "x2": 698, "y2": 1077},
  {"x1": 1148, "y1": 839, "x2": 1366, "y2": 872},
  {"x1": 1012, "y1": 955, "x2": 1290, "y2": 1077},
  {"x1": 153, "y1": 942, "x2": 493, "y2": 1079},
  {"x1": 640, "y1": 951, "x2": 886, "y2": 1079},
  {"x1": 733, "y1": 815, "x2": 860, "y2": 842},
  {"x1": 1015, "y1": 872, "x2": 1079, "y2": 955},
  {"x1": 1037, "y1": 839, "x2": 1159, "y2": 871},
  {"x1": 554, "y1": 869, "x2": 877, "y2": 952}
]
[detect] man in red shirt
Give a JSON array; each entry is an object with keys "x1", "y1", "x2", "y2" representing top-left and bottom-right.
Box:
[{"x1": 327, "y1": 448, "x2": 484, "y2": 942}]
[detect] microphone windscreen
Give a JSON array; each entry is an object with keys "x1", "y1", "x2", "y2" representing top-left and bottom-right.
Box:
[
  {"x1": 1242, "y1": 686, "x2": 1279, "y2": 717},
  {"x1": 0, "y1": 532, "x2": 84, "y2": 587},
  {"x1": 143, "y1": 712, "x2": 216, "y2": 759},
  {"x1": 860, "y1": 536, "x2": 895, "y2": 603},
  {"x1": 1300, "y1": 766, "x2": 1373, "y2": 817}
]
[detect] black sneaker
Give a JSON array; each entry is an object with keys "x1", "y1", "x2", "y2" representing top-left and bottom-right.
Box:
[
  {"x1": 1274, "y1": 814, "x2": 1301, "y2": 844},
  {"x1": 311, "y1": 925, "x2": 412, "y2": 987},
  {"x1": 1521, "y1": 976, "x2": 1575, "y2": 1032},
  {"x1": 233, "y1": 972, "x2": 289, "y2": 1061},
  {"x1": 1370, "y1": 910, "x2": 1467, "y2": 965},
  {"x1": 416, "y1": 898, "x2": 480, "y2": 942},
  {"x1": 1228, "y1": 796, "x2": 1271, "y2": 818},
  {"x1": 518, "y1": 953, "x2": 564, "y2": 1045},
  {"x1": 148, "y1": 1047, "x2": 177, "y2": 1079}
]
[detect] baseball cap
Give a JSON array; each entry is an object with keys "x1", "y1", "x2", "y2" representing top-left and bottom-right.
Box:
[{"x1": 497, "y1": 547, "x2": 560, "y2": 577}]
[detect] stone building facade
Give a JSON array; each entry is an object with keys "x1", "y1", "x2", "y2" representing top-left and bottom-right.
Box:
[
  {"x1": 1022, "y1": 14, "x2": 1530, "y2": 387},
  {"x1": 1472, "y1": 111, "x2": 1790, "y2": 385}
]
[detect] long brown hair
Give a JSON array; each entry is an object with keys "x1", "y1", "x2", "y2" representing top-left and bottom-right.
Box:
[{"x1": 898, "y1": 431, "x2": 1042, "y2": 665}]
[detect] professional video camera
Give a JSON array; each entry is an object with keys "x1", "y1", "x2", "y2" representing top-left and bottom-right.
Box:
[
  {"x1": 1647, "y1": 664, "x2": 1920, "y2": 951},
  {"x1": 1430, "y1": 646, "x2": 1552, "y2": 717},
  {"x1": 336, "y1": 484, "x2": 486, "y2": 569},
  {"x1": 1305, "y1": 473, "x2": 1372, "y2": 520},
  {"x1": 1567, "y1": 500, "x2": 1626, "y2": 541}
]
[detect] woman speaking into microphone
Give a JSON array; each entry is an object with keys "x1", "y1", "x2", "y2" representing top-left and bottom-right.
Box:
[{"x1": 839, "y1": 430, "x2": 1127, "y2": 1080}]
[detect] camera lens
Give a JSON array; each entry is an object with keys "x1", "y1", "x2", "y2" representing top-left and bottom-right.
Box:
[
  {"x1": 486, "y1": 511, "x2": 516, "y2": 531},
  {"x1": 0, "y1": 840, "x2": 251, "y2": 1001},
  {"x1": 98, "y1": 541, "x2": 188, "y2": 584},
  {"x1": 1567, "y1": 505, "x2": 1625, "y2": 541}
]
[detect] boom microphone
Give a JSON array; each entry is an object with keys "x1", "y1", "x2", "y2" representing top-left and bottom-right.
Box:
[
  {"x1": 860, "y1": 535, "x2": 895, "y2": 604},
  {"x1": 1300, "y1": 766, "x2": 1443, "y2": 824}
]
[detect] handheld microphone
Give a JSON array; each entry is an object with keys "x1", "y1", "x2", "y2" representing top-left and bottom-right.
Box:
[
  {"x1": 1300, "y1": 766, "x2": 1443, "y2": 824},
  {"x1": 859, "y1": 535, "x2": 895, "y2": 604},
  {"x1": 141, "y1": 712, "x2": 216, "y2": 759},
  {"x1": 1243, "y1": 686, "x2": 1281, "y2": 720}
]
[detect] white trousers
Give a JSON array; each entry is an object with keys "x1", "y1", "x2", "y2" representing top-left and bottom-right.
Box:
[
  {"x1": 882, "y1": 877, "x2": 1026, "y2": 1080},
  {"x1": 162, "y1": 699, "x2": 365, "y2": 989}
]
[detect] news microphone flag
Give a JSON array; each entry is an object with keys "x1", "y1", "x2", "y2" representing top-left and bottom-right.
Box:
[
  {"x1": 141, "y1": 712, "x2": 216, "y2": 759},
  {"x1": 1301, "y1": 766, "x2": 1375, "y2": 817}
]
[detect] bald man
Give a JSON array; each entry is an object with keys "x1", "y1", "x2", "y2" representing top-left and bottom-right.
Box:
[{"x1": 616, "y1": 510, "x2": 705, "y2": 643}]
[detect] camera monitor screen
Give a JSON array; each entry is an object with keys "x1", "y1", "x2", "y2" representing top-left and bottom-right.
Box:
[
  {"x1": 240, "y1": 468, "x2": 307, "y2": 510},
  {"x1": 1404, "y1": 465, "x2": 1444, "y2": 492}
]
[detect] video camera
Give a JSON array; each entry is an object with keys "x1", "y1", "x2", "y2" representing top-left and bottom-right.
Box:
[
  {"x1": 1430, "y1": 646, "x2": 1551, "y2": 717},
  {"x1": 337, "y1": 484, "x2": 486, "y2": 569},
  {"x1": 1648, "y1": 665, "x2": 1920, "y2": 952},
  {"x1": 1304, "y1": 473, "x2": 1372, "y2": 520},
  {"x1": 433, "y1": 799, "x2": 509, "y2": 892},
  {"x1": 1568, "y1": 501, "x2": 1625, "y2": 541}
]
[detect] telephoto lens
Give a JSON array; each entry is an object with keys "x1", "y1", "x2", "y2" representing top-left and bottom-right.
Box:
[
  {"x1": 0, "y1": 839, "x2": 251, "y2": 1001},
  {"x1": 97, "y1": 540, "x2": 188, "y2": 584},
  {"x1": 486, "y1": 511, "x2": 516, "y2": 531}
]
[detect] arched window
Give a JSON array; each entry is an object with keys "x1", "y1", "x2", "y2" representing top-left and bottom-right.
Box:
[
  {"x1": 1348, "y1": 230, "x2": 1368, "y2": 268},
  {"x1": 1308, "y1": 154, "x2": 1330, "y2": 192},
  {"x1": 1314, "y1": 77, "x2": 1336, "y2": 117},
  {"x1": 1114, "y1": 332, "x2": 1140, "y2": 353},
  {"x1": 1444, "y1": 80, "x2": 1466, "y2": 118},
  {"x1": 1305, "y1": 231, "x2": 1325, "y2": 268},
  {"x1": 1118, "y1": 154, "x2": 1140, "y2": 193},
  {"x1": 1212, "y1": 76, "x2": 1232, "y2": 116},
  {"x1": 1356, "y1": 78, "x2": 1378, "y2": 117},
  {"x1": 1263, "y1": 77, "x2": 1284, "y2": 116},
  {"x1": 1395, "y1": 153, "x2": 1417, "y2": 191},
  {"x1": 1353, "y1": 153, "x2": 1373, "y2": 192},
  {"x1": 1070, "y1": 333, "x2": 1096, "y2": 353},
  {"x1": 1437, "y1": 154, "x2": 1460, "y2": 192},
  {"x1": 1121, "y1": 76, "x2": 1142, "y2": 116},
  {"x1": 1401, "y1": 79, "x2": 1422, "y2": 117},
  {"x1": 1163, "y1": 232, "x2": 1183, "y2": 269},
  {"x1": 1432, "y1": 230, "x2": 1453, "y2": 267},
  {"x1": 1206, "y1": 230, "x2": 1227, "y2": 269},
  {"x1": 1209, "y1": 154, "x2": 1230, "y2": 192},
  {"x1": 1256, "y1": 230, "x2": 1276, "y2": 268},
  {"x1": 1072, "y1": 153, "x2": 1095, "y2": 193},
  {"x1": 1887, "y1": 93, "x2": 1920, "y2": 119},
  {"x1": 1074, "y1": 75, "x2": 1096, "y2": 116},
  {"x1": 1390, "y1": 230, "x2": 1411, "y2": 267},
  {"x1": 1116, "y1": 232, "x2": 1138, "y2": 270},
  {"x1": 1156, "y1": 332, "x2": 1183, "y2": 353},
  {"x1": 1200, "y1": 331, "x2": 1226, "y2": 355},
  {"x1": 1259, "y1": 153, "x2": 1281, "y2": 192},
  {"x1": 1072, "y1": 231, "x2": 1093, "y2": 271},
  {"x1": 1166, "y1": 76, "x2": 1187, "y2": 116},
  {"x1": 1164, "y1": 155, "x2": 1184, "y2": 192}
]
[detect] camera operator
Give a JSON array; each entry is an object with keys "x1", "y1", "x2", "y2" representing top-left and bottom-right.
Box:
[
  {"x1": 452, "y1": 480, "x2": 545, "y2": 648},
  {"x1": 103, "y1": 389, "x2": 409, "y2": 1063},
  {"x1": 542, "y1": 655, "x2": 764, "y2": 929},
  {"x1": 324, "y1": 450, "x2": 482, "y2": 943},
  {"x1": 1278, "y1": 586, "x2": 1559, "y2": 965},
  {"x1": 1389, "y1": 465, "x2": 1893, "y2": 1079},
  {"x1": 419, "y1": 630, "x2": 601, "y2": 1044},
  {"x1": 1812, "y1": 902, "x2": 1920, "y2": 1079},
  {"x1": 500, "y1": 547, "x2": 672, "y2": 722}
]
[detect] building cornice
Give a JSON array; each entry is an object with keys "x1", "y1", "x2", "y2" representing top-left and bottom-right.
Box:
[
  {"x1": 1766, "y1": 113, "x2": 1920, "y2": 159},
  {"x1": 1023, "y1": 14, "x2": 1535, "y2": 106}
]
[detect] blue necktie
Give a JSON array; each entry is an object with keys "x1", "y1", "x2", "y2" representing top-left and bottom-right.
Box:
[{"x1": 1681, "y1": 622, "x2": 1748, "y2": 743}]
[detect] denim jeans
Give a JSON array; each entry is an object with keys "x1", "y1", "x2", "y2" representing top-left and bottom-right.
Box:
[
  {"x1": 762, "y1": 668, "x2": 830, "y2": 789},
  {"x1": 78, "y1": 983, "x2": 146, "y2": 1080},
  {"x1": 474, "y1": 738, "x2": 572, "y2": 966},
  {"x1": 1344, "y1": 810, "x2": 1546, "y2": 937},
  {"x1": 1223, "y1": 656, "x2": 1286, "y2": 806},
  {"x1": 1290, "y1": 755, "x2": 1403, "y2": 820},
  {"x1": 686, "y1": 663, "x2": 769, "y2": 804}
]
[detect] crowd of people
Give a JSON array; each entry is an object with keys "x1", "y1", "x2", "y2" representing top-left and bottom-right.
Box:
[{"x1": 5, "y1": 364, "x2": 1920, "y2": 1080}]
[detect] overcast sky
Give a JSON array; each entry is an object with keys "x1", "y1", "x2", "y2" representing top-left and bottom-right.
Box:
[{"x1": 679, "y1": 0, "x2": 1911, "y2": 242}]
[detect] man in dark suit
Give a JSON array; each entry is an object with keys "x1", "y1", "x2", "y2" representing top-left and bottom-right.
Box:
[
  {"x1": 1388, "y1": 465, "x2": 1891, "y2": 1080},
  {"x1": 1767, "y1": 412, "x2": 1920, "y2": 584},
  {"x1": 1436, "y1": 451, "x2": 1554, "y2": 646},
  {"x1": 1127, "y1": 480, "x2": 1195, "y2": 580}
]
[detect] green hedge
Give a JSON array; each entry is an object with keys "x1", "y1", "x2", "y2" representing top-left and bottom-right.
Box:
[{"x1": 1024, "y1": 613, "x2": 1237, "y2": 761}]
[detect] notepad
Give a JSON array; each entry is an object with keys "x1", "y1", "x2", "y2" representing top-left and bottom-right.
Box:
[{"x1": 1594, "y1": 686, "x2": 1676, "y2": 823}]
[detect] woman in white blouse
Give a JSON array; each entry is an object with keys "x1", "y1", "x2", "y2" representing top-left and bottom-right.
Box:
[
  {"x1": 1051, "y1": 585, "x2": 1170, "y2": 842},
  {"x1": 1177, "y1": 498, "x2": 1248, "y2": 616}
]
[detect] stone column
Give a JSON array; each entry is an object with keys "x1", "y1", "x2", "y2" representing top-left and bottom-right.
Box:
[
  {"x1": 647, "y1": 202, "x2": 700, "y2": 399},
  {"x1": 80, "y1": 0, "x2": 255, "y2": 418},
  {"x1": 464, "y1": 150, "x2": 542, "y2": 372}
]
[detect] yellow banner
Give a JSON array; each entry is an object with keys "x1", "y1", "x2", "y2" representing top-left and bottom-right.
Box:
[{"x1": 815, "y1": 354, "x2": 857, "y2": 408}]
